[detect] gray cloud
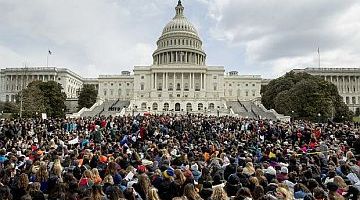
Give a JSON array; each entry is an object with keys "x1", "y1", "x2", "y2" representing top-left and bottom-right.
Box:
[{"x1": 208, "y1": 0, "x2": 360, "y2": 76}]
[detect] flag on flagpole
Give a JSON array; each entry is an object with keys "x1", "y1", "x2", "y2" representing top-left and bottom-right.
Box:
[
  {"x1": 48, "y1": 50, "x2": 52, "y2": 55},
  {"x1": 317, "y1": 47, "x2": 320, "y2": 54}
]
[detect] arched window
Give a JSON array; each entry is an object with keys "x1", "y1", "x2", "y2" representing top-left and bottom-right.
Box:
[
  {"x1": 175, "y1": 103, "x2": 181, "y2": 111},
  {"x1": 198, "y1": 103, "x2": 203, "y2": 110},
  {"x1": 209, "y1": 103, "x2": 215, "y2": 110},
  {"x1": 141, "y1": 102, "x2": 147, "y2": 109},
  {"x1": 176, "y1": 83, "x2": 181, "y2": 91},
  {"x1": 163, "y1": 103, "x2": 169, "y2": 111},
  {"x1": 186, "y1": 103, "x2": 192, "y2": 111},
  {"x1": 152, "y1": 103, "x2": 158, "y2": 110}
]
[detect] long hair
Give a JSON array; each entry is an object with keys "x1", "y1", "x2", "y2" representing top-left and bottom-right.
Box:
[
  {"x1": 36, "y1": 163, "x2": 48, "y2": 182},
  {"x1": 90, "y1": 185, "x2": 104, "y2": 200},
  {"x1": 174, "y1": 169, "x2": 186, "y2": 185},
  {"x1": 148, "y1": 187, "x2": 161, "y2": 200},
  {"x1": 183, "y1": 183, "x2": 202, "y2": 200},
  {"x1": 18, "y1": 173, "x2": 29, "y2": 189},
  {"x1": 211, "y1": 186, "x2": 227, "y2": 200},
  {"x1": 138, "y1": 174, "x2": 151, "y2": 198},
  {"x1": 334, "y1": 176, "x2": 347, "y2": 189}
]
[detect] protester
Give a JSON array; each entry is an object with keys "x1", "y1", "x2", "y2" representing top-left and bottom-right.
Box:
[{"x1": 0, "y1": 114, "x2": 359, "y2": 200}]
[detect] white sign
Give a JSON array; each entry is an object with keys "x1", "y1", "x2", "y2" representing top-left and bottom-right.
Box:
[{"x1": 41, "y1": 113, "x2": 47, "y2": 120}]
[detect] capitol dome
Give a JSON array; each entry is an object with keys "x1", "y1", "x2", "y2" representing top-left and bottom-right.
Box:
[{"x1": 153, "y1": 0, "x2": 206, "y2": 66}]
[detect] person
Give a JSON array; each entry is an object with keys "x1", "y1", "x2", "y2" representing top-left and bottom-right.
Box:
[
  {"x1": 92, "y1": 168, "x2": 102, "y2": 185},
  {"x1": 148, "y1": 187, "x2": 161, "y2": 200},
  {"x1": 11, "y1": 173, "x2": 29, "y2": 199},
  {"x1": 183, "y1": 183, "x2": 203, "y2": 200},
  {"x1": 0, "y1": 114, "x2": 359, "y2": 200},
  {"x1": 211, "y1": 186, "x2": 228, "y2": 200},
  {"x1": 29, "y1": 182, "x2": 46, "y2": 200}
]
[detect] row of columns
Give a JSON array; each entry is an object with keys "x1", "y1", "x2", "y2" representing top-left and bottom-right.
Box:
[
  {"x1": 152, "y1": 72, "x2": 207, "y2": 91},
  {"x1": 154, "y1": 51, "x2": 205, "y2": 65},
  {"x1": 5, "y1": 74, "x2": 56, "y2": 91},
  {"x1": 324, "y1": 76, "x2": 360, "y2": 93}
]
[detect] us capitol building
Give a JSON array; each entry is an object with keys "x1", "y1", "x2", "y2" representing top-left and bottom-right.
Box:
[{"x1": 0, "y1": 1, "x2": 358, "y2": 118}]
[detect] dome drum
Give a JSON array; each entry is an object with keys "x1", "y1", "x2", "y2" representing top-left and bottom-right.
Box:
[{"x1": 152, "y1": 0, "x2": 206, "y2": 66}]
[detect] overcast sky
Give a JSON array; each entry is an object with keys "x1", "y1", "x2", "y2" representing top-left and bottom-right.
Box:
[{"x1": 1, "y1": 0, "x2": 359, "y2": 78}]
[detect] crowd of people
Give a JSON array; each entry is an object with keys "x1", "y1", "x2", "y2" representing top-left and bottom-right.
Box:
[{"x1": 0, "y1": 114, "x2": 359, "y2": 200}]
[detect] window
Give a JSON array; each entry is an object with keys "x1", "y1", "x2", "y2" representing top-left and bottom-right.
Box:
[
  {"x1": 184, "y1": 83, "x2": 189, "y2": 91},
  {"x1": 198, "y1": 103, "x2": 203, "y2": 110},
  {"x1": 213, "y1": 83, "x2": 217, "y2": 91},
  {"x1": 252, "y1": 84, "x2": 255, "y2": 86},
  {"x1": 118, "y1": 89, "x2": 122, "y2": 96},
  {"x1": 229, "y1": 84, "x2": 232, "y2": 86},
  {"x1": 177, "y1": 94, "x2": 180, "y2": 97},
  {"x1": 111, "y1": 83, "x2": 113, "y2": 86},
  {"x1": 186, "y1": 103, "x2": 192, "y2": 111},
  {"x1": 6, "y1": 95, "x2": 9, "y2": 102},
  {"x1": 213, "y1": 76, "x2": 217, "y2": 79},
  {"x1": 169, "y1": 83, "x2": 173, "y2": 91},
  {"x1": 164, "y1": 103, "x2": 169, "y2": 111},
  {"x1": 238, "y1": 84, "x2": 240, "y2": 86},
  {"x1": 127, "y1": 83, "x2": 130, "y2": 86},
  {"x1": 245, "y1": 84, "x2": 248, "y2": 86},
  {"x1": 245, "y1": 91, "x2": 249, "y2": 96},
  {"x1": 140, "y1": 84, "x2": 144, "y2": 91},
  {"x1": 158, "y1": 94, "x2": 161, "y2": 97},
  {"x1": 209, "y1": 103, "x2": 215, "y2": 110},
  {"x1": 352, "y1": 97, "x2": 356, "y2": 104},
  {"x1": 152, "y1": 103, "x2": 158, "y2": 110},
  {"x1": 176, "y1": 83, "x2": 181, "y2": 91},
  {"x1": 141, "y1": 102, "x2": 147, "y2": 109},
  {"x1": 141, "y1": 76, "x2": 144, "y2": 79},
  {"x1": 346, "y1": 97, "x2": 350, "y2": 104},
  {"x1": 110, "y1": 89, "x2": 113, "y2": 96},
  {"x1": 104, "y1": 89, "x2": 107, "y2": 96},
  {"x1": 119, "y1": 83, "x2": 121, "y2": 86},
  {"x1": 195, "y1": 83, "x2": 200, "y2": 91},
  {"x1": 252, "y1": 91, "x2": 256, "y2": 96}
]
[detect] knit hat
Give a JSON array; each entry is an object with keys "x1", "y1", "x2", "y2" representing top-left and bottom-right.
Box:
[
  {"x1": 264, "y1": 166, "x2": 276, "y2": 176},
  {"x1": 163, "y1": 167, "x2": 174, "y2": 179},
  {"x1": 137, "y1": 165, "x2": 147, "y2": 173},
  {"x1": 191, "y1": 163, "x2": 199, "y2": 171},
  {"x1": 280, "y1": 166, "x2": 288, "y2": 174}
]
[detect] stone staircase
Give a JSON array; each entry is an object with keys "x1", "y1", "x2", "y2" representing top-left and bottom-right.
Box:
[
  {"x1": 99, "y1": 100, "x2": 130, "y2": 117},
  {"x1": 239, "y1": 100, "x2": 277, "y2": 120},
  {"x1": 226, "y1": 101, "x2": 256, "y2": 118}
]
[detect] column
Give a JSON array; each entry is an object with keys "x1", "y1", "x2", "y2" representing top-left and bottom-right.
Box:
[
  {"x1": 189, "y1": 73, "x2": 192, "y2": 90},
  {"x1": 181, "y1": 73, "x2": 184, "y2": 91},
  {"x1": 192, "y1": 73, "x2": 195, "y2": 89},
  {"x1": 162, "y1": 73, "x2": 165, "y2": 90},
  {"x1": 175, "y1": 52, "x2": 178, "y2": 63},
  {"x1": 173, "y1": 73, "x2": 176, "y2": 90},
  {"x1": 200, "y1": 73, "x2": 203, "y2": 90},
  {"x1": 204, "y1": 73, "x2": 207, "y2": 90},
  {"x1": 166, "y1": 72, "x2": 169, "y2": 90},
  {"x1": 155, "y1": 73, "x2": 157, "y2": 90}
]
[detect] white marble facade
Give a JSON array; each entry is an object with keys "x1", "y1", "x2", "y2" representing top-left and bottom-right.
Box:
[
  {"x1": 0, "y1": 67, "x2": 83, "y2": 102},
  {"x1": 0, "y1": 1, "x2": 262, "y2": 113},
  {"x1": 293, "y1": 68, "x2": 360, "y2": 113}
]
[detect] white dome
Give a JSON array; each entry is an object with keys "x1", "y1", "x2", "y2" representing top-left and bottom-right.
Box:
[
  {"x1": 162, "y1": 16, "x2": 198, "y2": 36},
  {"x1": 152, "y1": 1, "x2": 206, "y2": 66}
]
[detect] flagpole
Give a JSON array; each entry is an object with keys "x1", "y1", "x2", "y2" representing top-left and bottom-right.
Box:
[
  {"x1": 47, "y1": 52, "x2": 49, "y2": 67},
  {"x1": 318, "y1": 48, "x2": 321, "y2": 68}
]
